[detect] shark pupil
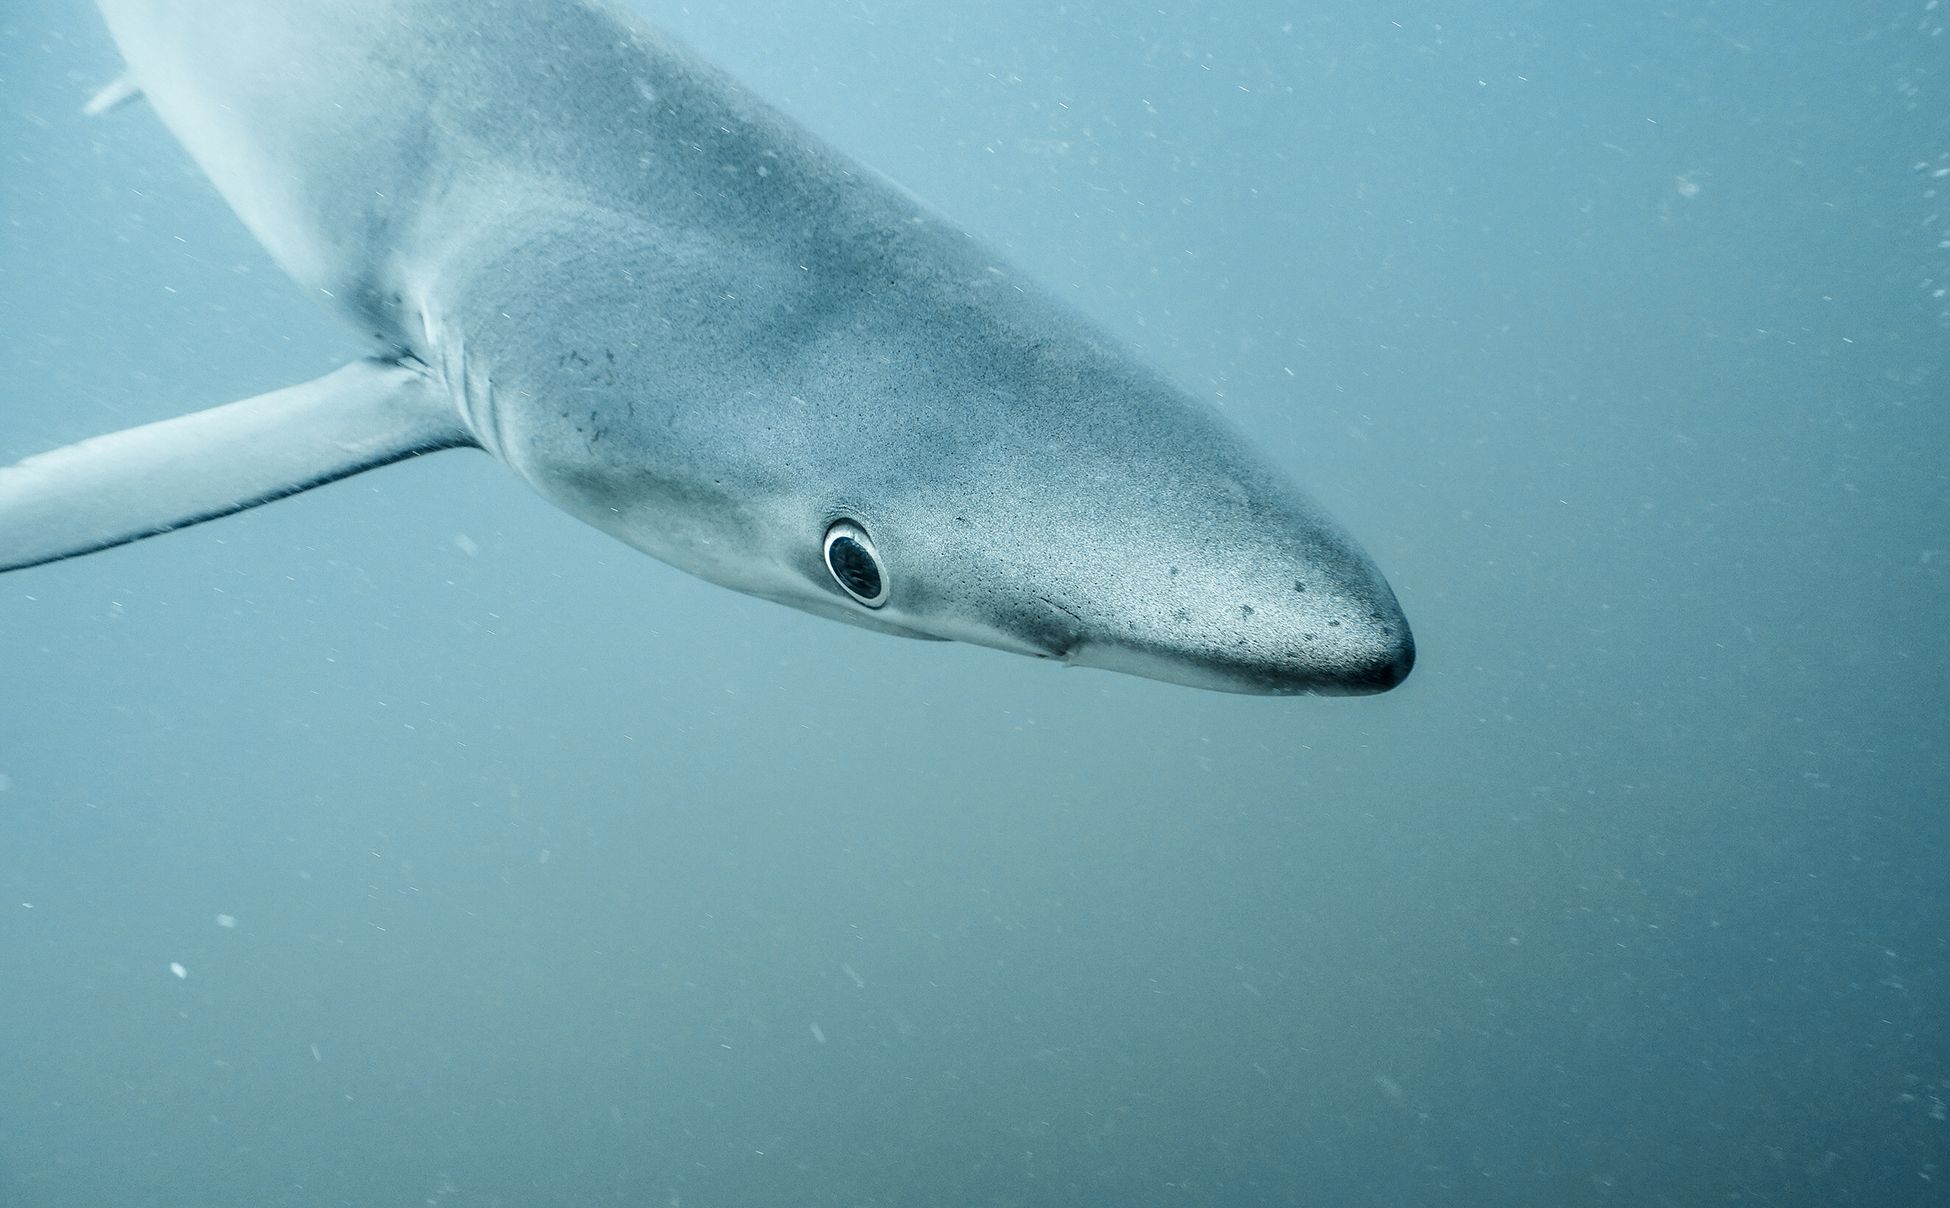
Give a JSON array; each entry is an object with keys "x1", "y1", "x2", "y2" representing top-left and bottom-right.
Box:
[
  {"x1": 830, "y1": 538, "x2": 878, "y2": 597},
  {"x1": 823, "y1": 522, "x2": 886, "y2": 606}
]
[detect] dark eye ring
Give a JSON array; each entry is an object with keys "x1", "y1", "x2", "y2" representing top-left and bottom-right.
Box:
[{"x1": 823, "y1": 520, "x2": 887, "y2": 607}]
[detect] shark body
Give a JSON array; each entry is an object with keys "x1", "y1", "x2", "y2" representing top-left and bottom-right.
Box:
[{"x1": 0, "y1": 0, "x2": 1414, "y2": 695}]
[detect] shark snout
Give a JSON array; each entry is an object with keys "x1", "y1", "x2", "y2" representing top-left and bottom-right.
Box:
[
  {"x1": 1340, "y1": 625, "x2": 1415, "y2": 694},
  {"x1": 1061, "y1": 612, "x2": 1413, "y2": 696},
  {"x1": 1037, "y1": 556, "x2": 1415, "y2": 696},
  {"x1": 1298, "y1": 579, "x2": 1415, "y2": 695}
]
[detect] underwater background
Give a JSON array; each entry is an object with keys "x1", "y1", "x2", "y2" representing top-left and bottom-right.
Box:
[{"x1": 2, "y1": 1, "x2": 1945, "y2": 1204}]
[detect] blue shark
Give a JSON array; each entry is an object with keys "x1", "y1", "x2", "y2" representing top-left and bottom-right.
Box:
[{"x1": 0, "y1": 0, "x2": 1413, "y2": 694}]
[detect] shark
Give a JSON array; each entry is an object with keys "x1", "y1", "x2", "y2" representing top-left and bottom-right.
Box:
[{"x1": 0, "y1": 0, "x2": 1414, "y2": 696}]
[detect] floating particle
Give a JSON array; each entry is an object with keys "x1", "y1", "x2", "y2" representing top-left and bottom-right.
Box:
[
  {"x1": 169, "y1": 962, "x2": 187, "y2": 980},
  {"x1": 215, "y1": 914, "x2": 237, "y2": 929},
  {"x1": 809, "y1": 1022, "x2": 827, "y2": 1045}
]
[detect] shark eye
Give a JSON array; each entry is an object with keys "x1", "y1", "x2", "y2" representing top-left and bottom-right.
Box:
[{"x1": 823, "y1": 520, "x2": 887, "y2": 607}]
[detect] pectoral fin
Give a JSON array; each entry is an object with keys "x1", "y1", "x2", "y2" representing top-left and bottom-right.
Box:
[{"x1": 0, "y1": 358, "x2": 474, "y2": 572}]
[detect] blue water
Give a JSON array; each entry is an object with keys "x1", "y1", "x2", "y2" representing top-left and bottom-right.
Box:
[{"x1": 2, "y1": 2, "x2": 1945, "y2": 1205}]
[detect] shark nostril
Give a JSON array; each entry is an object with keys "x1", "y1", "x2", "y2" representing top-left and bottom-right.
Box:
[{"x1": 1032, "y1": 595, "x2": 1087, "y2": 657}]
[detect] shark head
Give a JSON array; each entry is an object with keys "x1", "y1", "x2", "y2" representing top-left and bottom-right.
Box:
[
  {"x1": 531, "y1": 243, "x2": 1414, "y2": 698},
  {"x1": 754, "y1": 340, "x2": 1413, "y2": 697},
  {"x1": 475, "y1": 164, "x2": 1412, "y2": 698},
  {"x1": 791, "y1": 478, "x2": 1414, "y2": 697}
]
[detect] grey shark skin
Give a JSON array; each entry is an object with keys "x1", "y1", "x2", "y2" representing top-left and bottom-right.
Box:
[{"x1": 0, "y1": 0, "x2": 1413, "y2": 696}]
